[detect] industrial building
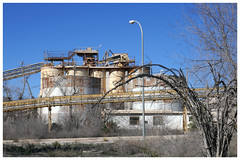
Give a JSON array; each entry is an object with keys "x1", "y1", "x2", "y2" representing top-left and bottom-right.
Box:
[
  {"x1": 37, "y1": 47, "x2": 188, "y2": 130},
  {"x1": 2, "y1": 47, "x2": 189, "y2": 131}
]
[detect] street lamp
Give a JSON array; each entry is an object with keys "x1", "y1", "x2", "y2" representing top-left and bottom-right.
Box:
[{"x1": 129, "y1": 20, "x2": 145, "y2": 139}]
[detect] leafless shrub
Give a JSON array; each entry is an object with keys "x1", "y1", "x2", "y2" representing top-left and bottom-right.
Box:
[
  {"x1": 112, "y1": 132, "x2": 204, "y2": 157},
  {"x1": 48, "y1": 126, "x2": 104, "y2": 138},
  {"x1": 144, "y1": 132, "x2": 204, "y2": 157},
  {"x1": 113, "y1": 139, "x2": 145, "y2": 156},
  {"x1": 54, "y1": 106, "x2": 104, "y2": 138},
  {"x1": 3, "y1": 114, "x2": 47, "y2": 140},
  {"x1": 93, "y1": 63, "x2": 237, "y2": 157}
]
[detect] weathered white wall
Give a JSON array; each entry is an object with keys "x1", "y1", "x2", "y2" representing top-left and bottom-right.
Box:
[
  {"x1": 109, "y1": 115, "x2": 189, "y2": 130},
  {"x1": 39, "y1": 83, "x2": 101, "y2": 124},
  {"x1": 133, "y1": 100, "x2": 182, "y2": 111}
]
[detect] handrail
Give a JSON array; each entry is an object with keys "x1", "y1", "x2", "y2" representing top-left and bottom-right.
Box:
[{"x1": 3, "y1": 88, "x2": 222, "y2": 112}]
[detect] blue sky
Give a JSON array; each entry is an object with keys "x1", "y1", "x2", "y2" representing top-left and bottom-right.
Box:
[{"x1": 3, "y1": 3, "x2": 192, "y2": 98}]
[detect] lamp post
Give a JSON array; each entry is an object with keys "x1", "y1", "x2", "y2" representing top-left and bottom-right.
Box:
[{"x1": 129, "y1": 20, "x2": 145, "y2": 139}]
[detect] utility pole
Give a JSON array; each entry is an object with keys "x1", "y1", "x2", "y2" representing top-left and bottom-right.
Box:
[{"x1": 129, "y1": 20, "x2": 146, "y2": 139}]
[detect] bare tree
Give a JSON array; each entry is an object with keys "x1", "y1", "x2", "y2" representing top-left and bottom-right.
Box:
[
  {"x1": 3, "y1": 81, "x2": 23, "y2": 101},
  {"x1": 92, "y1": 64, "x2": 237, "y2": 157},
  {"x1": 3, "y1": 81, "x2": 38, "y2": 130},
  {"x1": 179, "y1": 3, "x2": 237, "y2": 85}
]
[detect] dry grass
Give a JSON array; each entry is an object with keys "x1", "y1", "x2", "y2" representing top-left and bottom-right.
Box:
[
  {"x1": 3, "y1": 117, "x2": 48, "y2": 140},
  {"x1": 3, "y1": 132, "x2": 237, "y2": 157},
  {"x1": 3, "y1": 112, "x2": 237, "y2": 157},
  {"x1": 228, "y1": 133, "x2": 237, "y2": 157},
  {"x1": 3, "y1": 113, "x2": 104, "y2": 140},
  {"x1": 112, "y1": 132, "x2": 204, "y2": 157}
]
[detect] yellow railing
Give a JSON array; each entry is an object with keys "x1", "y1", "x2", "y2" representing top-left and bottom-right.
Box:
[{"x1": 3, "y1": 88, "x2": 221, "y2": 112}]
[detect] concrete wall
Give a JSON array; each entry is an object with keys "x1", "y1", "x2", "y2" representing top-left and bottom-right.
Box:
[
  {"x1": 133, "y1": 100, "x2": 182, "y2": 111},
  {"x1": 109, "y1": 115, "x2": 189, "y2": 130}
]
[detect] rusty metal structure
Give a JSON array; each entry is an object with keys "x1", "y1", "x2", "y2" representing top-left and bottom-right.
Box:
[
  {"x1": 3, "y1": 62, "x2": 44, "y2": 81},
  {"x1": 40, "y1": 47, "x2": 140, "y2": 129},
  {"x1": 4, "y1": 46, "x2": 196, "y2": 132},
  {"x1": 44, "y1": 47, "x2": 99, "y2": 66},
  {"x1": 42, "y1": 47, "x2": 138, "y2": 93}
]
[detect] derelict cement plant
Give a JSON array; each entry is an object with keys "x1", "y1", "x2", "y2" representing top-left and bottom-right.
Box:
[{"x1": 4, "y1": 47, "x2": 192, "y2": 131}]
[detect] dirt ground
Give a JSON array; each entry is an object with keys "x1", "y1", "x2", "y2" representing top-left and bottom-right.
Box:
[{"x1": 3, "y1": 134, "x2": 237, "y2": 157}]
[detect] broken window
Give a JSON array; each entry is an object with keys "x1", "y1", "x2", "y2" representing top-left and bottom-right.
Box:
[
  {"x1": 130, "y1": 117, "x2": 139, "y2": 125},
  {"x1": 153, "y1": 116, "x2": 164, "y2": 125}
]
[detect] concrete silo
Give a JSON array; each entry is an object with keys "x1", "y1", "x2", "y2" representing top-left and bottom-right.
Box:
[
  {"x1": 109, "y1": 69, "x2": 125, "y2": 93},
  {"x1": 39, "y1": 66, "x2": 101, "y2": 126},
  {"x1": 90, "y1": 69, "x2": 106, "y2": 94}
]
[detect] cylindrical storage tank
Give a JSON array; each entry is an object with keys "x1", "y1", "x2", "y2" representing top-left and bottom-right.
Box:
[
  {"x1": 39, "y1": 66, "x2": 64, "y2": 125},
  {"x1": 90, "y1": 69, "x2": 106, "y2": 94},
  {"x1": 128, "y1": 66, "x2": 151, "y2": 91},
  {"x1": 109, "y1": 69, "x2": 125, "y2": 93},
  {"x1": 65, "y1": 76, "x2": 101, "y2": 95},
  {"x1": 65, "y1": 68, "x2": 88, "y2": 76},
  {"x1": 39, "y1": 70, "x2": 101, "y2": 126},
  {"x1": 131, "y1": 66, "x2": 150, "y2": 76},
  {"x1": 52, "y1": 76, "x2": 101, "y2": 126},
  {"x1": 40, "y1": 67, "x2": 63, "y2": 97}
]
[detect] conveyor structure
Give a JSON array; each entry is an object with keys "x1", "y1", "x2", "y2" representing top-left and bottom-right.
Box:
[
  {"x1": 3, "y1": 88, "x2": 214, "y2": 112},
  {"x1": 3, "y1": 62, "x2": 45, "y2": 81}
]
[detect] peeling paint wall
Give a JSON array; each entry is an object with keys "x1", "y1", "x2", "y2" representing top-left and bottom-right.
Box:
[{"x1": 39, "y1": 66, "x2": 101, "y2": 125}]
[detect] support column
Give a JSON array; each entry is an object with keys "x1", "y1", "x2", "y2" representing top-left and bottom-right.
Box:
[
  {"x1": 106, "y1": 70, "x2": 109, "y2": 92},
  {"x1": 183, "y1": 106, "x2": 188, "y2": 132},
  {"x1": 48, "y1": 106, "x2": 52, "y2": 132},
  {"x1": 69, "y1": 105, "x2": 73, "y2": 124}
]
